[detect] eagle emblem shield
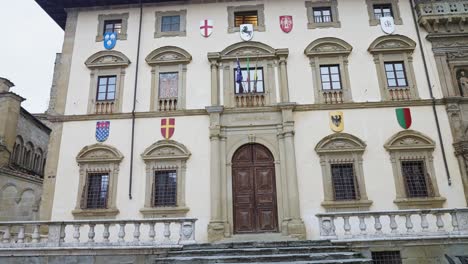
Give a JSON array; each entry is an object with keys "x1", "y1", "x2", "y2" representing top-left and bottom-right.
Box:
[
  {"x1": 96, "y1": 121, "x2": 110, "y2": 142},
  {"x1": 380, "y1": 16, "x2": 395, "y2": 34},
  {"x1": 200, "y1": 19, "x2": 213, "y2": 37},
  {"x1": 329, "y1": 111, "x2": 344, "y2": 133},
  {"x1": 240, "y1": 24, "x2": 254, "y2": 41},
  {"x1": 161, "y1": 118, "x2": 175, "y2": 140},
  {"x1": 280, "y1": 16, "x2": 293, "y2": 33},
  {"x1": 103, "y1": 32, "x2": 117, "y2": 50}
]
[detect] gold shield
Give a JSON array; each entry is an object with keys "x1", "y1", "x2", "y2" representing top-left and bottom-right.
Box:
[{"x1": 329, "y1": 111, "x2": 344, "y2": 132}]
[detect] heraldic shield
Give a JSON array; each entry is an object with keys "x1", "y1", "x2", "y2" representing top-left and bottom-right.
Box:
[
  {"x1": 200, "y1": 19, "x2": 213, "y2": 37},
  {"x1": 396, "y1": 108, "x2": 412, "y2": 129},
  {"x1": 329, "y1": 111, "x2": 344, "y2": 132},
  {"x1": 161, "y1": 118, "x2": 175, "y2": 140},
  {"x1": 104, "y1": 32, "x2": 117, "y2": 50},
  {"x1": 280, "y1": 16, "x2": 293, "y2": 33},
  {"x1": 96, "y1": 121, "x2": 110, "y2": 142},
  {"x1": 240, "y1": 24, "x2": 254, "y2": 41}
]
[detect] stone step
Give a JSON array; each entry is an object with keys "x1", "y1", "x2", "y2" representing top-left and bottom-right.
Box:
[
  {"x1": 182, "y1": 240, "x2": 333, "y2": 250},
  {"x1": 220, "y1": 260, "x2": 372, "y2": 264}
]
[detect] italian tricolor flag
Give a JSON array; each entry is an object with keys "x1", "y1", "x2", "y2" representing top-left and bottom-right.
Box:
[{"x1": 396, "y1": 108, "x2": 412, "y2": 129}]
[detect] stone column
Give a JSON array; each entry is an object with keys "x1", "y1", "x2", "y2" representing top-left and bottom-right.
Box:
[
  {"x1": 208, "y1": 53, "x2": 221, "y2": 106},
  {"x1": 276, "y1": 49, "x2": 290, "y2": 103},
  {"x1": 206, "y1": 106, "x2": 225, "y2": 241},
  {"x1": 454, "y1": 142, "x2": 468, "y2": 206},
  {"x1": 0, "y1": 78, "x2": 24, "y2": 167}
]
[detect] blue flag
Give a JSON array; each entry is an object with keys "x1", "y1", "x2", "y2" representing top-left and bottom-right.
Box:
[{"x1": 236, "y1": 58, "x2": 244, "y2": 93}]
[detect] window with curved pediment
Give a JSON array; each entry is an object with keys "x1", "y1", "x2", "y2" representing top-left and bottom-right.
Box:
[
  {"x1": 85, "y1": 50, "x2": 131, "y2": 115},
  {"x1": 146, "y1": 46, "x2": 192, "y2": 111},
  {"x1": 368, "y1": 35, "x2": 418, "y2": 101},
  {"x1": 384, "y1": 130, "x2": 446, "y2": 209},
  {"x1": 208, "y1": 41, "x2": 289, "y2": 107},
  {"x1": 305, "y1": 38, "x2": 353, "y2": 104},
  {"x1": 315, "y1": 133, "x2": 372, "y2": 211},
  {"x1": 140, "y1": 140, "x2": 191, "y2": 217},
  {"x1": 72, "y1": 144, "x2": 123, "y2": 218}
]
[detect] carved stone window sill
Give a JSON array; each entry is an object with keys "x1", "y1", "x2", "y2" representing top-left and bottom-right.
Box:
[
  {"x1": 140, "y1": 206, "x2": 189, "y2": 218},
  {"x1": 321, "y1": 200, "x2": 373, "y2": 212},
  {"x1": 72, "y1": 208, "x2": 119, "y2": 219},
  {"x1": 394, "y1": 197, "x2": 446, "y2": 209},
  {"x1": 308, "y1": 22, "x2": 341, "y2": 29}
]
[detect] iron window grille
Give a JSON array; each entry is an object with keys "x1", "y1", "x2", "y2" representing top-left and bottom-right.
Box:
[
  {"x1": 384, "y1": 62, "x2": 408, "y2": 88},
  {"x1": 320, "y1": 65, "x2": 342, "y2": 90},
  {"x1": 96, "y1": 76, "x2": 117, "y2": 101},
  {"x1": 371, "y1": 251, "x2": 402, "y2": 264},
  {"x1": 83, "y1": 173, "x2": 109, "y2": 209},
  {"x1": 313, "y1": 7, "x2": 333, "y2": 23},
  {"x1": 401, "y1": 160, "x2": 434, "y2": 198},
  {"x1": 331, "y1": 163, "x2": 360, "y2": 201},
  {"x1": 161, "y1": 15, "x2": 181, "y2": 32},
  {"x1": 152, "y1": 170, "x2": 177, "y2": 207},
  {"x1": 234, "y1": 67, "x2": 265, "y2": 94},
  {"x1": 373, "y1": 4, "x2": 393, "y2": 19},
  {"x1": 103, "y1": 20, "x2": 122, "y2": 34},
  {"x1": 234, "y1": 11, "x2": 258, "y2": 27}
]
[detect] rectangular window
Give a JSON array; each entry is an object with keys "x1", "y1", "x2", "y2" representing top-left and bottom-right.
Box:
[
  {"x1": 103, "y1": 19, "x2": 122, "y2": 34},
  {"x1": 371, "y1": 251, "x2": 402, "y2": 264},
  {"x1": 159, "y1": 72, "x2": 179, "y2": 99},
  {"x1": 234, "y1": 11, "x2": 258, "y2": 27},
  {"x1": 161, "y1": 15, "x2": 181, "y2": 32},
  {"x1": 373, "y1": 4, "x2": 393, "y2": 19},
  {"x1": 320, "y1": 65, "x2": 342, "y2": 90},
  {"x1": 331, "y1": 163, "x2": 358, "y2": 201},
  {"x1": 385, "y1": 62, "x2": 407, "y2": 88},
  {"x1": 153, "y1": 170, "x2": 177, "y2": 207},
  {"x1": 401, "y1": 160, "x2": 431, "y2": 198},
  {"x1": 234, "y1": 67, "x2": 264, "y2": 94},
  {"x1": 96, "y1": 76, "x2": 116, "y2": 101},
  {"x1": 313, "y1": 7, "x2": 332, "y2": 23},
  {"x1": 86, "y1": 173, "x2": 109, "y2": 209}
]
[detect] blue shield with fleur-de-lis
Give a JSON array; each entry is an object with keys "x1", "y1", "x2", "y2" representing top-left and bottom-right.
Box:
[
  {"x1": 96, "y1": 121, "x2": 110, "y2": 142},
  {"x1": 103, "y1": 32, "x2": 117, "y2": 50}
]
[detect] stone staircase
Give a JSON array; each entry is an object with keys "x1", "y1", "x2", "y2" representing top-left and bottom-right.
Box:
[{"x1": 151, "y1": 240, "x2": 371, "y2": 263}]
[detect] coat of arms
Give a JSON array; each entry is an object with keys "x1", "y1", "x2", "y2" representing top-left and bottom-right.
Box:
[
  {"x1": 280, "y1": 16, "x2": 293, "y2": 33},
  {"x1": 103, "y1": 32, "x2": 117, "y2": 50},
  {"x1": 240, "y1": 24, "x2": 254, "y2": 41},
  {"x1": 380, "y1": 16, "x2": 395, "y2": 34},
  {"x1": 329, "y1": 111, "x2": 344, "y2": 133},
  {"x1": 200, "y1": 19, "x2": 213, "y2": 38},
  {"x1": 161, "y1": 118, "x2": 175, "y2": 140},
  {"x1": 96, "y1": 121, "x2": 110, "y2": 142},
  {"x1": 396, "y1": 108, "x2": 412, "y2": 129}
]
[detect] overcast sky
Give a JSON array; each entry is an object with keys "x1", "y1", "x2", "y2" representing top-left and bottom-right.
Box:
[{"x1": 0, "y1": 0, "x2": 63, "y2": 113}]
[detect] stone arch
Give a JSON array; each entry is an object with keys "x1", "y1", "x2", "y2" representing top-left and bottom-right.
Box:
[
  {"x1": 315, "y1": 133, "x2": 366, "y2": 154},
  {"x1": 384, "y1": 130, "x2": 435, "y2": 151},
  {"x1": 12, "y1": 136, "x2": 24, "y2": 164},
  {"x1": 141, "y1": 140, "x2": 191, "y2": 161},
  {"x1": 227, "y1": 137, "x2": 280, "y2": 164},
  {"x1": 17, "y1": 188, "x2": 35, "y2": 204},
  {"x1": 220, "y1": 41, "x2": 279, "y2": 59},
  {"x1": 76, "y1": 143, "x2": 124, "y2": 164},
  {"x1": 304, "y1": 37, "x2": 353, "y2": 56},
  {"x1": 85, "y1": 50, "x2": 131, "y2": 69},
  {"x1": 24, "y1": 142, "x2": 34, "y2": 169},
  {"x1": 145, "y1": 46, "x2": 192, "y2": 66},
  {"x1": 368, "y1": 34, "x2": 416, "y2": 54}
]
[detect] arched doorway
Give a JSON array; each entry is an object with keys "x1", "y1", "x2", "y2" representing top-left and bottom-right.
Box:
[{"x1": 232, "y1": 143, "x2": 278, "y2": 234}]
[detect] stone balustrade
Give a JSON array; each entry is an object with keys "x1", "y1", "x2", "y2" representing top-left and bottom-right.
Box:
[
  {"x1": 159, "y1": 97, "x2": 178, "y2": 111},
  {"x1": 415, "y1": 0, "x2": 468, "y2": 33},
  {"x1": 0, "y1": 218, "x2": 197, "y2": 248},
  {"x1": 235, "y1": 93, "x2": 266, "y2": 107},
  {"x1": 322, "y1": 90, "x2": 343, "y2": 104},
  {"x1": 317, "y1": 208, "x2": 468, "y2": 241},
  {"x1": 389, "y1": 87, "x2": 411, "y2": 101},
  {"x1": 95, "y1": 101, "x2": 115, "y2": 114}
]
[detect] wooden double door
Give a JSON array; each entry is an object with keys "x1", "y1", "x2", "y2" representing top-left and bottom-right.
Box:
[{"x1": 232, "y1": 144, "x2": 279, "y2": 234}]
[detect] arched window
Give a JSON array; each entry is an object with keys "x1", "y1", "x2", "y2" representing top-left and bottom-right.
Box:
[{"x1": 24, "y1": 142, "x2": 34, "y2": 170}]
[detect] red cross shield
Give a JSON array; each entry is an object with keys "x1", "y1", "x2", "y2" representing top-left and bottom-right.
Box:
[
  {"x1": 280, "y1": 16, "x2": 293, "y2": 33},
  {"x1": 161, "y1": 118, "x2": 175, "y2": 140},
  {"x1": 200, "y1": 19, "x2": 213, "y2": 38}
]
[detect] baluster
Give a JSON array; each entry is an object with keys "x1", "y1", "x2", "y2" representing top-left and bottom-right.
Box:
[
  {"x1": 450, "y1": 211, "x2": 459, "y2": 232},
  {"x1": 405, "y1": 214, "x2": 414, "y2": 233},
  {"x1": 2, "y1": 225, "x2": 11, "y2": 243},
  {"x1": 164, "y1": 222, "x2": 171, "y2": 243},
  {"x1": 374, "y1": 215, "x2": 383, "y2": 235},
  {"x1": 88, "y1": 224, "x2": 96, "y2": 243},
  {"x1": 389, "y1": 215, "x2": 398, "y2": 234},
  {"x1": 73, "y1": 224, "x2": 81, "y2": 243},
  {"x1": 60, "y1": 224, "x2": 66, "y2": 243},
  {"x1": 17, "y1": 225, "x2": 25, "y2": 243},
  {"x1": 149, "y1": 222, "x2": 156, "y2": 242},
  {"x1": 133, "y1": 223, "x2": 141, "y2": 242},
  {"x1": 420, "y1": 213, "x2": 429, "y2": 232},
  {"x1": 118, "y1": 223, "x2": 126, "y2": 242},
  {"x1": 343, "y1": 216, "x2": 351, "y2": 236},
  {"x1": 102, "y1": 224, "x2": 110, "y2": 243},
  {"x1": 358, "y1": 216, "x2": 367, "y2": 235},
  {"x1": 436, "y1": 213, "x2": 445, "y2": 232},
  {"x1": 32, "y1": 224, "x2": 40, "y2": 243}
]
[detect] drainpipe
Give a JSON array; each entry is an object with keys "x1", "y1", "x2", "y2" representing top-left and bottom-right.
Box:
[
  {"x1": 129, "y1": 0, "x2": 144, "y2": 199},
  {"x1": 409, "y1": 0, "x2": 451, "y2": 185}
]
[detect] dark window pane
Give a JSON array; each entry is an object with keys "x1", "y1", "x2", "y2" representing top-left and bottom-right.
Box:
[
  {"x1": 373, "y1": 4, "x2": 393, "y2": 19},
  {"x1": 96, "y1": 76, "x2": 117, "y2": 101},
  {"x1": 385, "y1": 62, "x2": 407, "y2": 87},
  {"x1": 313, "y1": 7, "x2": 332, "y2": 23},
  {"x1": 372, "y1": 251, "x2": 402, "y2": 264},
  {"x1": 161, "y1": 15, "x2": 180, "y2": 32},
  {"x1": 234, "y1": 11, "x2": 258, "y2": 27},
  {"x1": 153, "y1": 170, "x2": 177, "y2": 207},
  {"x1": 331, "y1": 163, "x2": 358, "y2": 201},
  {"x1": 401, "y1": 160, "x2": 431, "y2": 198},
  {"x1": 320, "y1": 65, "x2": 342, "y2": 90},
  {"x1": 234, "y1": 67, "x2": 264, "y2": 94},
  {"x1": 86, "y1": 173, "x2": 109, "y2": 209},
  {"x1": 103, "y1": 20, "x2": 122, "y2": 34}
]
